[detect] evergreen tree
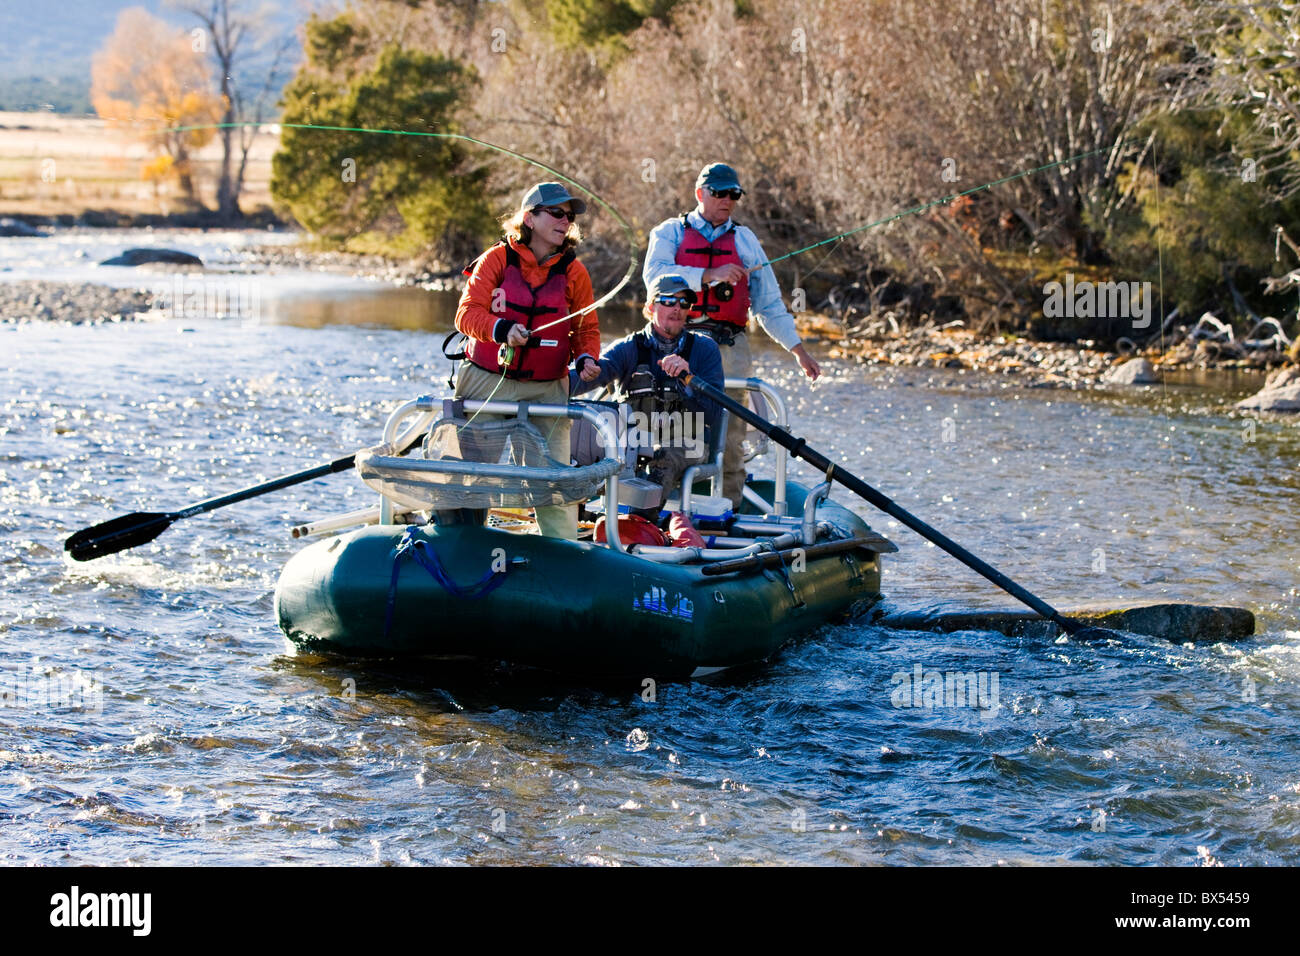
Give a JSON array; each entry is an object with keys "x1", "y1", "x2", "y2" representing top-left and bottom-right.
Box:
[
  {"x1": 544, "y1": 0, "x2": 682, "y2": 50},
  {"x1": 271, "y1": 12, "x2": 493, "y2": 260},
  {"x1": 1105, "y1": 109, "x2": 1300, "y2": 322}
]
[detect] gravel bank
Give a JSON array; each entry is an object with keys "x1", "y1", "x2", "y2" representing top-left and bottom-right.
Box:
[
  {"x1": 0, "y1": 281, "x2": 160, "y2": 324},
  {"x1": 239, "y1": 244, "x2": 463, "y2": 290},
  {"x1": 801, "y1": 317, "x2": 1292, "y2": 387}
]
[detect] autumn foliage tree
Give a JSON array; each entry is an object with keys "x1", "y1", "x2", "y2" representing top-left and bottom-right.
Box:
[{"x1": 91, "y1": 7, "x2": 224, "y2": 203}]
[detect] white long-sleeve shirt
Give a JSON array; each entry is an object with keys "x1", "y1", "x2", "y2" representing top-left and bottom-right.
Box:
[{"x1": 643, "y1": 209, "x2": 802, "y2": 351}]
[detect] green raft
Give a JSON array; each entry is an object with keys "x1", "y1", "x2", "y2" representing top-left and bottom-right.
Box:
[{"x1": 275, "y1": 388, "x2": 897, "y2": 678}]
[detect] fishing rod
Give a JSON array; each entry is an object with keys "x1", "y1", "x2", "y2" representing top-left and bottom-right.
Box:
[
  {"x1": 168, "y1": 121, "x2": 639, "y2": 350},
  {"x1": 518, "y1": 144, "x2": 1117, "y2": 371},
  {"x1": 696, "y1": 144, "x2": 1115, "y2": 298}
]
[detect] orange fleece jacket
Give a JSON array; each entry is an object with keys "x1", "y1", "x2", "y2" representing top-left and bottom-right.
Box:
[{"x1": 455, "y1": 237, "x2": 600, "y2": 362}]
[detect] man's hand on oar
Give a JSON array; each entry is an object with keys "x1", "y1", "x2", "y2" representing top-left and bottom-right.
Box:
[{"x1": 64, "y1": 453, "x2": 358, "y2": 562}]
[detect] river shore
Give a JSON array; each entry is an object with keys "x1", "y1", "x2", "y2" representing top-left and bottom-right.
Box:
[
  {"x1": 2, "y1": 231, "x2": 1293, "y2": 400},
  {"x1": 800, "y1": 315, "x2": 1292, "y2": 389},
  {"x1": 0, "y1": 279, "x2": 158, "y2": 324}
]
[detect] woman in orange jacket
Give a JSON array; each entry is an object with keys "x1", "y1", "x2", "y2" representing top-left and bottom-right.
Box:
[{"x1": 452, "y1": 181, "x2": 602, "y2": 539}]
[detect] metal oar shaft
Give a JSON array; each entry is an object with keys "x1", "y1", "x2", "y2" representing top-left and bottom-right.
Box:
[
  {"x1": 820, "y1": 464, "x2": 1073, "y2": 629},
  {"x1": 684, "y1": 374, "x2": 1083, "y2": 634},
  {"x1": 173, "y1": 454, "x2": 356, "y2": 519}
]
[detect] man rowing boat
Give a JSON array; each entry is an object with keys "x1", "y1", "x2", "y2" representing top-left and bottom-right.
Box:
[{"x1": 570, "y1": 274, "x2": 724, "y2": 545}]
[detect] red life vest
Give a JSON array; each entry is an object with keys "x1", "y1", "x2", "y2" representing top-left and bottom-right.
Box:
[
  {"x1": 673, "y1": 215, "x2": 750, "y2": 328},
  {"x1": 465, "y1": 243, "x2": 575, "y2": 381}
]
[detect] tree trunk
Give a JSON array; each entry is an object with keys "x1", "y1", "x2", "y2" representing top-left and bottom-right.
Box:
[
  {"x1": 175, "y1": 145, "x2": 196, "y2": 201},
  {"x1": 216, "y1": 77, "x2": 240, "y2": 222}
]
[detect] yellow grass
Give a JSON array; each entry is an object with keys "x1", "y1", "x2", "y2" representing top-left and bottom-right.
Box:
[{"x1": 0, "y1": 111, "x2": 278, "y2": 218}]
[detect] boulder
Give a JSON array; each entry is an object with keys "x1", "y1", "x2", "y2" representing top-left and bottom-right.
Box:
[
  {"x1": 0, "y1": 217, "x2": 47, "y2": 237},
  {"x1": 1263, "y1": 365, "x2": 1300, "y2": 390},
  {"x1": 99, "y1": 247, "x2": 203, "y2": 267},
  {"x1": 1101, "y1": 357, "x2": 1158, "y2": 385},
  {"x1": 1236, "y1": 381, "x2": 1300, "y2": 413},
  {"x1": 874, "y1": 603, "x2": 1255, "y2": 643}
]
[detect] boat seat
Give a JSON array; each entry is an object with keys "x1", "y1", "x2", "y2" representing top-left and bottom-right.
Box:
[{"x1": 680, "y1": 405, "x2": 727, "y2": 492}]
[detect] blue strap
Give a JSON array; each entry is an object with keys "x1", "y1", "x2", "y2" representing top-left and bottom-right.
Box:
[{"x1": 384, "y1": 527, "x2": 511, "y2": 637}]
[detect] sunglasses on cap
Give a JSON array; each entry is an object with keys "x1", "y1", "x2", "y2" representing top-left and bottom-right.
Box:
[
  {"x1": 533, "y1": 205, "x2": 577, "y2": 221},
  {"x1": 654, "y1": 294, "x2": 694, "y2": 309},
  {"x1": 707, "y1": 187, "x2": 744, "y2": 200}
]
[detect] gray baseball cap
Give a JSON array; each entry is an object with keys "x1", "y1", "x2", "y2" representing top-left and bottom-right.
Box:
[
  {"x1": 647, "y1": 273, "x2": 697, "y2": 302},
  {"x1": 695, "y1": 162, "x2": 744, "y2": 193},
  {"x1": 520, "y1": 181, "x2": 587, "y2": 215}
]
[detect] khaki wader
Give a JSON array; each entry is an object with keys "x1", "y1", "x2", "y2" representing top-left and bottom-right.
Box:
[{"x1": 453, "y1": 361, "x2": 578, "y2": 539}]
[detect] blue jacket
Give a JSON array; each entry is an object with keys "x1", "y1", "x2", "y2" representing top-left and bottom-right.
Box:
[{"x1": 570, "y1": 324, "x2": 726, "y2": 442}]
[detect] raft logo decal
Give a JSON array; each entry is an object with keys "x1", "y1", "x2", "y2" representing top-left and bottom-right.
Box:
[{"x1": 632, "y1": 576, "x2": 693, "y2": 622}]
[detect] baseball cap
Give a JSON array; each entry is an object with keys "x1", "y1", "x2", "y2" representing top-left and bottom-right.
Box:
[
  {"x1": 647, "y1": 273, "x2": 697, "y2": 302},
  {"x1": 695, "y1": 163, "x2": 744, "y2": 194},
  {"x1": 520, "y1": 182, "x2": 588, "y2": 215}
]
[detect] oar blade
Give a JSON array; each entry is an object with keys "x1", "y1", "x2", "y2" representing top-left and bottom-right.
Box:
[{"x1": 64, "y1": 512, "x2": 175, "y2": 562}]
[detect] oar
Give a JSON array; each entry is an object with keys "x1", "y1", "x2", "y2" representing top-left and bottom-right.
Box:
[
  {"x1": 681, "y1": 373, "x2": 1109, "y2": 638},
  {"x1": 64, "y1": 453, "x2": 358, "y2": 562}
]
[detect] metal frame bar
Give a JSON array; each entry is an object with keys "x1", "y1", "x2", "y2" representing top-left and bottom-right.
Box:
[
  {"x1": 681, "y1": 377, "x2": 788, "y2": 517},
  {"x1": 375, "y1": 396, "x2": 626, "y2": 552},
  {"x1": 370, "y1": 379, "x2": 791, "y2": 556}
]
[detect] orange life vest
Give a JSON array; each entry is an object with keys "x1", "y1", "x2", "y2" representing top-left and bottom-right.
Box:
[{"x1": 465, "y1": 244, "x2": 575, "y2": 381}]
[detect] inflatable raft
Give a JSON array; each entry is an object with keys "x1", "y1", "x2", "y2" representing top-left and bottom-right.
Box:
[{"x1": 275, "y1": 383, "x2": 896, "y2": 677}]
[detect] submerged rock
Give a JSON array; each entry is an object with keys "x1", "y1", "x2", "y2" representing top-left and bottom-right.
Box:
[
  {"x1": 1101, "y1": 357, "x2": 1158, "y2": 385},
  {"x1": 874, "y1": 603, "x2": 1255, "y2": 643},
  {"x1": 0, "y1": 217, "x2": 46, "y2": 237},
  {"x1": 100, "y1": 247, "x2": 203, "y2": 267},
  {"x1": 1236, "y1": 384, "x2": 1300, "y2": 413}
]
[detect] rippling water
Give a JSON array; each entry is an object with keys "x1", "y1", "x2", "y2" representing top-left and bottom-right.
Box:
[{"x1": 2, "y1": 233, "x2": 1298, "y2": 865}]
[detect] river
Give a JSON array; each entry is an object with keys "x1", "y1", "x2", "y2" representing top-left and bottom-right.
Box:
[{"x1": 1, "y1": 228, "x2": 1297, "y2": 865}]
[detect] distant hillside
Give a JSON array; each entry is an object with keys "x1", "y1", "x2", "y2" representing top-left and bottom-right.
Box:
[
  {"x1": 0, "y1": 0, "x2": 304, "y2": 115},
  {"x1": 0, "y1": 76, "x2": 93, "y2": 115}
]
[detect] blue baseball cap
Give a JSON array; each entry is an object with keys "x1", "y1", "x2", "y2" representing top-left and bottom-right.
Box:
[
  {"x1": 520, "y1": 181, "x2": 587, "y2": 215},
  {"x1": 695, "y1": 163, "x2": 744, "y2": 194},
  {"x1": 647, "y1": 273, "x2": 697, "y2": 303}
]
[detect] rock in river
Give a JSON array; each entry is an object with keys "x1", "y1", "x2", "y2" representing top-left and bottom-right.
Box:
[
  {"x1": 1101, "y1": 357, "x2": 1158, "y2": 385},
  {"x1": 1236, "y1": 365, "x2": 1300, "y2": 413},
  {"x1": 874, "y1": 602, "x2": 1255, "y2": 643},
  {"x1": 100, "y1": 248, "x2": 204, "y2": 267},
  {"x1": 0, "y1": 217, "x2": 47, "y2": 237}
]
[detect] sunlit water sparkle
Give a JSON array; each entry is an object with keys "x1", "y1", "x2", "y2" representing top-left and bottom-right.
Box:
[{"x1": 2, "y1": 232, "x2": 1298, "y2": 865}]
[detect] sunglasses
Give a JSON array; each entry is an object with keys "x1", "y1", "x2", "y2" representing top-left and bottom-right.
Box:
[
  {"x1": 655, "y1": 294, "x2": 694, "y2": 309},
  {"x1": 707, "y1": 187, "x2": 744, "y2": 200},
  {"x1": 534, "y1": 205, "x2": 577, "y2": 221}
]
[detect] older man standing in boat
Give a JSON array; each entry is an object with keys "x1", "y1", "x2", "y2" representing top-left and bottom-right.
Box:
[{"x1": 644, "y1": 162, "x2": 821, "y2": 512}]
